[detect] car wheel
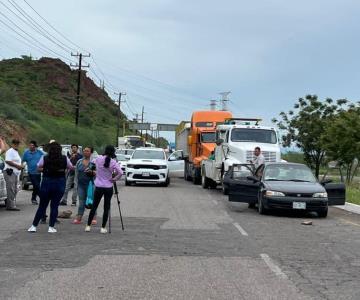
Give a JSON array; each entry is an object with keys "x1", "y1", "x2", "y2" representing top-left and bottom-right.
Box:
[
  {"x1": 258, "y1": 194, "x2": 267, "y2": 215},
  {"x1": 163, "y1": 176, "x2": 170, "y2": 187},
  {"x1": 222, "y1": 184, "x2": 229, "y2": 195},
  {"x1": 318, "y1": 208, "x2": 328, "y2": 218}
]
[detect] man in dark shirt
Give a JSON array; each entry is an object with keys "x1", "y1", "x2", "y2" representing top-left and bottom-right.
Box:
[{"x1": 59, "y1": 144, "x2": 82, "y2": 206}]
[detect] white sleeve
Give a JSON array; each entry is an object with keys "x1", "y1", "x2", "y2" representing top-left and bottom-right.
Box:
[{"x1": 5, "y1": 150, "x2": 15, "y2": 161}]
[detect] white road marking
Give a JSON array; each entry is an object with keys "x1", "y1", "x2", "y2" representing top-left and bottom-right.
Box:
[
  {"x1": 232, "y1": 222, "x2": 248, "y2": 236},
  {"x1": 260, "y1": 254, "x2": 287, "y2": 279}
]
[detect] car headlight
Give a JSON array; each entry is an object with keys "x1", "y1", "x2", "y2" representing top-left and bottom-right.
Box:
[
  {"x1": 265, "y1": 190, "x2": 285, "y2": 197},
  {"x1": 313, "y1": 192, "x2": 328, "y2": 198},
  {"x1": 159, "y1": 165, "x2": 167, "y2": 169},
  {"x1": 126, "y1": 164, "x2": 134, "y2": 169}
]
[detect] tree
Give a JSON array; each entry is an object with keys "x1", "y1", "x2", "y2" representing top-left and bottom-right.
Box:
[
  {"x1": 272, "y1": 95, "x2": 348, "y2": 178},
  {"x1": 322, "y1": 106, "x2": 360, "y2": 183}
]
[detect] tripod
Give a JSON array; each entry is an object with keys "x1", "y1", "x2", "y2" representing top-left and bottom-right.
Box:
[{"x1": 108, "y1": 182, "x2": 125, "y2": 233}]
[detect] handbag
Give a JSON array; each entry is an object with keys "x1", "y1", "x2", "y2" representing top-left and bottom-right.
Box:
[{"x1": 85, "y1": 180, "x2": 94, "y2": 209}]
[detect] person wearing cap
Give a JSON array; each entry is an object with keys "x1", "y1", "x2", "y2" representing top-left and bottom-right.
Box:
[
  {"x1": 4, "y1": 139, "x2": 23, "y2": 211},
  {"x1": 22, "y1": 140, "x2": 44, "y2": 205}
]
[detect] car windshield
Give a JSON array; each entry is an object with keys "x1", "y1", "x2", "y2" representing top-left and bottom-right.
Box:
[
  {"x1": 116, "y1": 149, "x2": 134, "y2": 156},
  {"x1": 132, "y1": 150, "x2": 165, "y2": 160},
  {"x1": 201, "y1": 132, "x2": 216, "y2": 143},
  {"x1": 231, "y1": 128, "x2": 277, "y2": 144},
  {"x1": 116, "y1": 154, "x2": 128, "y2": 161},
  {"x1": 264, "y1": 164, "x2": 317, "y2": 182}
]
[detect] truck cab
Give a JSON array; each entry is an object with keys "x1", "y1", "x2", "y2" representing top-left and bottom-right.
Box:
[{"x1": 201, "y1": 118, "x2": 281, "y2": 192}]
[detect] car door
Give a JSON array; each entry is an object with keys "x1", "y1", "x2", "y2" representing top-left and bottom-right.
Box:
[
  {"x1": 323, "y1": 182, "x2": 346, "y2": 206},
  {"x1": 168, "y1": 150, "x2": 185, "y2": 178},
  {"x1": 227, "y1": 164, "x2": 259, "y2": 204}
]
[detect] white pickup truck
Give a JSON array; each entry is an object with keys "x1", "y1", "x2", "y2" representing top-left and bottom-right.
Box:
[{"x1": 201, "y1": 118, "x2": 281, "y2": 193}]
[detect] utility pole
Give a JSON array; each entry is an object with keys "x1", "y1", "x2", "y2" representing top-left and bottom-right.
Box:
[
  {"x1": 140, "y1": 106, "x2": 145, "y2": 138},
  {"x1": 210, "y1": 99, "x2": 217, "y2": 111},
  {"x1": 71, "y1": 52, "x2": 90, "y2": 126},
  {"x1": 114, "y1": 92, "x2": 126, "y2": 146}
]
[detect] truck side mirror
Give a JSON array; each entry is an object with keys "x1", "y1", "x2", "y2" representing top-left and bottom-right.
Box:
[{"x1": 216, "y1": 139, "x2": 224, "y2": 145}]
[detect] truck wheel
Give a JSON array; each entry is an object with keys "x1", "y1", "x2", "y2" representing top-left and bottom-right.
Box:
[
  {"x1": 184, "y1": 162, "x2": 192, "y2": 181},
  {"x1": 201, "y1": 172, "x2": 209, "y2": 189},
  {"x1": 193, "y1": 168, "x2": 201, "y2": 185}
]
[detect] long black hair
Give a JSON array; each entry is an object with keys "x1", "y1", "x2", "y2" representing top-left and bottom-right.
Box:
[
  {"x1": 103, "y1": 145, "x2": 116, "y2": 168},
  {"x1": 45, "y1": 142, "x2": 65, "y2": 171}
]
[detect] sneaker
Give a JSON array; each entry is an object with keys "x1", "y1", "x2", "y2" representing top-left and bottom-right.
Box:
[
  {"x1": 91, "y1": 219, "x2": 97, "y2": 225},
  {"x1": 85, "y1": 225, "x2": 91, "y2": 232},
  {"x1": 71, "y1": 203, "x2": 76, "y2": 207},
  {"x1": 27, "y1": 225, "x2": 37, "y2": 232},
  {"x1": 71, "y1": 219, "x2": 82, "y2": 224},
  {"x1": 100, "y1": 227, "x2": 107, "y2": 234},
  {"x1": 59, "y1": 202, "x2": 67, "y2": 206},
  {"x1": 48, "y1": 227, "x2": 57, "y2": 233}
]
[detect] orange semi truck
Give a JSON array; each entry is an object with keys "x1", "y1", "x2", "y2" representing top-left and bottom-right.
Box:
[{"x1": 176, "y1": 110, "x2": 232, "y2": 184}]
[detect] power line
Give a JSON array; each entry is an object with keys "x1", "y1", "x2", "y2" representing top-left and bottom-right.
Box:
[
  {"x1": 22, "y1": 0, "x2": 87, "y2": 53},
  {"x1": 0, "y1": 11, "x2": 74, "y2": 63},
  {"x1": 3, "y1": 0, "x2": 74, "y2": 53}
]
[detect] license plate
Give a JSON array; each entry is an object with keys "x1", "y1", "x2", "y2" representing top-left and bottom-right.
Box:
[
  {"x1": 142, "y1": 172, "x2": 150, "y2": 177},
  {"x1": 293, "y1": 202, "x2": 306, "y2": 209}
]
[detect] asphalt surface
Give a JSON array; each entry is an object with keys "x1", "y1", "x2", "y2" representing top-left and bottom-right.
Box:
[{"x1": 0, "y1": 178, "x2": 360, "y2": 299}]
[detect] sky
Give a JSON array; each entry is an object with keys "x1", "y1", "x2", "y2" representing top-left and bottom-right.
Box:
[{"x1": 1, "y1": 0, "x2": 360, "y2": 142}]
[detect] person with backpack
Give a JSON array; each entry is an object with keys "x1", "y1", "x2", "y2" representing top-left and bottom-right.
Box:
[
  {"x1": 71, "y1": 146, "x2": 97, "y2": 225},
  {"x1": 85, "y1": 145, "x2": 122, "y2": 234},
  {"x1": 28, "y1": 142, "x2": 73, "y2": 233}
]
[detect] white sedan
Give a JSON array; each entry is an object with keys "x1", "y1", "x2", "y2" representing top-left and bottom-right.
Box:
[{"x1": 125, "y1": 148, "x2": 184, "y2": 187}]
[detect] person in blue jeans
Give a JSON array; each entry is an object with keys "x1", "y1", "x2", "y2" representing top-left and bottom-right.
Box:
[
  {"x1": 28, "y1": 142, "x2": 73, "y2": 233},
  {"x1": 72, "y1": 146, "x2": 97, "y2": 225},
  {"x1": 22, "y1": 140, "x2": 44, "y2": 205}
]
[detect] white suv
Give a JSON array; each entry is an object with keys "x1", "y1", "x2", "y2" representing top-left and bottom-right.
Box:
[{"x1": 125, "y1": 148, "x2": 184, "y2": 187}]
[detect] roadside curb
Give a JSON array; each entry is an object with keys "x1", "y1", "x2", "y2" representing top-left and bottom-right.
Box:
[{"x1": 335, "y1": 202, "x2": 360, "y2": 215}]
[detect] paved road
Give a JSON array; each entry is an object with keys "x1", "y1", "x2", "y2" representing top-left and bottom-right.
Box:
[{"x1": 0, "y1": 178, "x2": 360, "y2": 299}]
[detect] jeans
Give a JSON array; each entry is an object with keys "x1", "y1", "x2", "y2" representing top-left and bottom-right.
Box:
[
  {"x1": 87, "y1": 187, "x2": 113, "y2": 228},
  {"x1": 29, "y1": 174, "x2": 41, "y2": 202},
  {"x1": 32, "y1": 177, "x2": 66, "y2": 227},
  {"x1": 4, "y1": 172, "x2": 18, "y2": 209},
  {"x1": 77, "y1": 182, "x2": 97, "y2": 217},
  {"x1": 61, "y1": 173, "x2": 77, "y2": 204}
]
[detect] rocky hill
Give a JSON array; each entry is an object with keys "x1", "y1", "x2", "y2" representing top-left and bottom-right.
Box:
[{"x1": 0, "y1": 56, "x2": 125, "y2": 149}]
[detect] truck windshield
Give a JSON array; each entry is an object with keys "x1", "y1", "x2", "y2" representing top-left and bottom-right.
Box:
[
  {"x1": 201, "y1": 132, "x2": 216, "y2": 143},
  {"x1": 231, "y1": 128, "x2": 277, "y2": 144}
]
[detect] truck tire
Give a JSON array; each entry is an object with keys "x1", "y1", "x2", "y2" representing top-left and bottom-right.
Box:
[
  {"x1": 184, "y1": 162, "x2": 192, "y2": 181},
  {"x1": 222, "y1": 184, "x2": 229, "y2": 195},
  {"x1": 201, "y1": 170, "x2": 209, "y2": 189},
  {"x1": 192, "y1": 168, "x2": 201, "y2": 185}
]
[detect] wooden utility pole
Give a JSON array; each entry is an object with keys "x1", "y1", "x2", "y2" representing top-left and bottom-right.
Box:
[
  {"x1": 114, "y1": 92, "x2": 126, "y2": 146},
  {"x1": 71, "y1": 52, "x2": 90, "y2": 126}
]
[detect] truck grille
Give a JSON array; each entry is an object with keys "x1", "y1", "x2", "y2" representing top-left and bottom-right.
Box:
[{"x1": 246, "y1": 151, "x2": 277, "y2": 162}]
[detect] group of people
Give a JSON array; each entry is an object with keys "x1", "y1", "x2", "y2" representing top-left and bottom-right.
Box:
[{"x1": 0, "y1": 137, "x2": 123, "y2": 234}]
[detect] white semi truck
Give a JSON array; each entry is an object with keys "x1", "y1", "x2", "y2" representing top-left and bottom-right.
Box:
[{"x1": 201, "y1": 118, "x2": 281, "y2": 193}]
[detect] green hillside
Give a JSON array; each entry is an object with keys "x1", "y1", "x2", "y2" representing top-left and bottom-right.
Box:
[{"x1": 0, "y1": 56, "x2": 125, "y2": 149}]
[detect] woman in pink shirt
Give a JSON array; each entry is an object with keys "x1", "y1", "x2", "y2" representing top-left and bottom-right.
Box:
[{"x1": 85, "y1": 145, "x2": 122, "y2": 234}]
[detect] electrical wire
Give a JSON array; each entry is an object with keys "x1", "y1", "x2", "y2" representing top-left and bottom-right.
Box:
[
  {"x1": 3, "y1": 0, "x2": 74, "y2": 53},
  {"x1": 22, "y1": 0, "x2": 87, "y2": 53}
]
